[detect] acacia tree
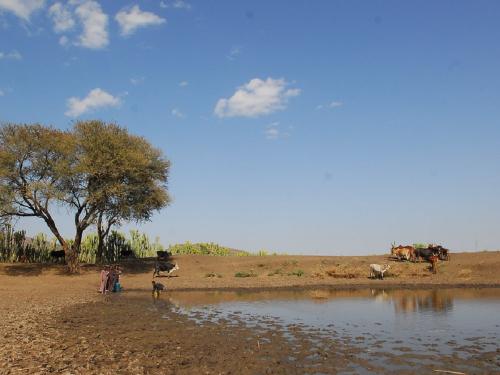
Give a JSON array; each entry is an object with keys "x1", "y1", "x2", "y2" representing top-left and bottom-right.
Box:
[
  {"x1": 72, "y1": 121, "x2": 170, "y2": 262},
  {"x1": 0, "y1": 122, "x2": 171, "y2": 272}
]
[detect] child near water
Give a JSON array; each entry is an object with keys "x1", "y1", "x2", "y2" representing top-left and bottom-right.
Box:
[{"x1": 113, "y1": 265, "x2": 123, "y2": 292}]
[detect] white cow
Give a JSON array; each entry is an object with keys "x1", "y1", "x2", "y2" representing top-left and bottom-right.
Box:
[{"x1": 370, "y1": 264, "x2": 391, "y2": 280}]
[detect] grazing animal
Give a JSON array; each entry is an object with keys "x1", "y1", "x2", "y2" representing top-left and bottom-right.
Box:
[
  {"x1": 152, "y1": 281, "x2": 165, "y2": 298},
  {"x1": 153, "y1": 261, "x2": 179, "y2": 277},
  {"x1": 429, "y1": 255, "x2": 439, "y2": 273},
  {"x1": 414, "y1": 248, "x2": 438, "y2": 262},
  {"x1": 120, "y1": 250, "x2": 134, "y2": 258},
  {"x1": 391, "y1": 244, "x2": 414, "y2": 261},
  {"x1": 428, "y1": 245, "x2": 450, "y2": 261},
  {"x1": 50, "y1": 250, "x2": 65, "y2": 263},
  {"x1": 370, "y1": 264, "x2": 391, "y2": 280},
  {"x1": 156, "y1": 250, "x2": 171, "y2": 261}
]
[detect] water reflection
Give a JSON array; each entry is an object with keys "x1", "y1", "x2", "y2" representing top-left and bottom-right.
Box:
[
  {"x1": 166, "y1": 287, "x2": 498, "y2": 317},
  {"x1": 371, "y1": 289, "x2": 454, "y2": 314}
]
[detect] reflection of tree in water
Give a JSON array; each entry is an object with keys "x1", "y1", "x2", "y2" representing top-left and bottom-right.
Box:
[{"x1": 371, "y1": 289, "x2": 454, "y2": 314}]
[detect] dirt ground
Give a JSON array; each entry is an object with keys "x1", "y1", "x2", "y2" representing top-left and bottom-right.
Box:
[{"x1": 0, "y1": 251, "x2": 499, "y2": 374}]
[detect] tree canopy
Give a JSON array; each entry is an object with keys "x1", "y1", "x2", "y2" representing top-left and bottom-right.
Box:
[{"x1": 0, "y1": 121, "x2": 171, "y2": 272}]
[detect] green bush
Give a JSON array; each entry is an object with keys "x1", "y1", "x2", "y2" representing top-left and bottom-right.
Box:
[
  {"x1": 268, "y1": 268, "x2": 284, "y2": 276},
  {"x1": 413, "y1": 243, "x2": 428, "y2": 249},
  {"x1": 288, "y1": 269, "x2": 305, "y2": 277},
  {"x1": 168, "y1": 241, "x2": 251, "y2": 256},
  {"x1": 235, "y1": 270, "x2": 257, "y2": 278},
  {"x1": 0, "y1": 226, "x2": 167, "y2": 264}
]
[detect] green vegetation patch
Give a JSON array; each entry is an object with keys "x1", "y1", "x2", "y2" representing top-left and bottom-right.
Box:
[
  {"x1": 234, "y1": 270, "x2": 257, "y2": 278},
  {"x1": 287, "y1": 269, "x2": 305, "y2": 277},
  {"x1": 268, "y1": 268, "x2": 284, "y2": 276},
  {"x1": 169, "y1": 241, "x2": 250, "y2": 256},
  {"x1": 205, "y1": 272, "x2": 222, "y2": 278}
]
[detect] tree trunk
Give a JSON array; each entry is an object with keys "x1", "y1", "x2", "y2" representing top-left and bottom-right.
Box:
[
  {"x1": 67, "y1": 228, "x2": 83, "y2": 273},
  {"x1": 96, "y1": 223, "x2": 105, "y2": 264},
  {"x1": 96, "y1": 212, "x2": 104, "y2": 263},
  {"x1": 96, "y1": 212, "x2": 115, "y2": 264},
  {"x1": 42, "y1": 215, "x2": 77, "y2": 271}
]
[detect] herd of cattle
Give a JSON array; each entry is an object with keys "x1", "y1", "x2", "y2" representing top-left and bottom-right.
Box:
[
  {"x1": 370, "y1": 243, "x2": 451, "y2": 279},
  {"x1": 390, "y1": 243, "x2": 450, "y2": 262}
]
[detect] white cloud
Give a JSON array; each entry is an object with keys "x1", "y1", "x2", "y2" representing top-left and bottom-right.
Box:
[
  {"x1": 264, "y1": 127, "x2": 279, "y2": 140},
  {"x1": 0, "y1": 89, "x2": 4, "y2": 96},
  {"x1": 214, "y1": 78, "x2": 300, "y2": 118},
  {"x1": 226, "y1": 46, "x2": 241, "y2": 61},
  {"x1": 130, "y1": 76, "x2": 144, "y2": 85},
  {"x1": 171, "y1": 108, "x2": 184, "y2": 118},
  {"x1": 73, "y1": 0, "x2": 108, "y2": 49},
  {"x1": 48, "y1": 2, "x2": 75, "y2": 33},
  {"x1": 178, "y1": 80, "x2": 188, "y2": 87},
  {"x1": 160, "y1": 0, "x2": 191, "y2": 10},
  {"x1": 0, "y1": 0, "x2": 45, "y2": 21},
  {"x1": 316, "y1": 100, "x2": 343, "y2": 110},
  {"x1": 172, "y1": 0, "x2": 191, "y2": 10},
  {"x1": 115, "y1": 5, "x2": 165, "y2": 36},
  {"x1": 264, "y1": 122, "x2": 290, "y2": 140},
  {"x1": 65, "y1": 88, "x2": 121, "y2": 117},
  {"x1": 0, "y1": 50, "x2": 22, "y2": 60},
  {"x1": 59, "y1": 35, "x2": 69, "y2": 46}
]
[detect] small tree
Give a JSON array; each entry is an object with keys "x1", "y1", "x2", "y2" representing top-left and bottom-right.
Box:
[{"x1": 0, "y1": 122, "x2": 171, "y2": 272}]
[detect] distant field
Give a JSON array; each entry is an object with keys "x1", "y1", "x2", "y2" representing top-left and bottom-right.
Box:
[{"x1": 1, "y1": 251, "x2": 499, "y2": 290}]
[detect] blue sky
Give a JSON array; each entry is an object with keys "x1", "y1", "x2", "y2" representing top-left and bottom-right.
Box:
[{"x1": 1, "y1": 0, "x2": 500, "y2": 254}]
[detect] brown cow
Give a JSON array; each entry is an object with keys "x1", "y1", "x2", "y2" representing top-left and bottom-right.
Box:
[{"x1": 391, "y1": 244, "x2": 415, "y2": 261}]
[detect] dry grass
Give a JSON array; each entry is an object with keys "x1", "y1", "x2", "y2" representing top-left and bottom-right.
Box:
[{"x1": 458, "y1": 269, "x2": 472, "y2": 279}]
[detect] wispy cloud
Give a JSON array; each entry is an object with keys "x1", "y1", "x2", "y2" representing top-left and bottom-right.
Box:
[
  {"x1": 226, "y1": 46, "x2": 241, "y2": 61},
  {"x1": 171, "y1": 108, "x2": 185, "y2": 118},
  {"x1": 0, "y1": 50, "x2": 22, "y2": 60},
  {"x1": 0, "y1": 0, "x2": 45, "y2": 21},
  {"x1": 316, "y1": 100, "x2": 343, "y2": 110},
  {"x1": 116, "y1": 5, "x2": 165, "y2": 36},
  {"x1": 178, "y1": 80, "x2": 188, "y2": 87},
  {"x1": 65, "y1": 88, "x2": 121, "y2": 117},
  {"x1": 59, "y1": 35, "x2": 69, "y2": 46},
  {"x1": 264, "y1": 121, "x2": 290, "y2": 140},
  {"x1": 215, "y1": 77, "x2": 300, "y2": 118},
  {"x1": 0, "y1": 89, "x2": 4, "y2": 96},
  {"x1": 160, "y1": 0, "x2": 192, "y2": 10},
  {"x1": 130, "y1": 76, "x2": 145, "y2": 85}
]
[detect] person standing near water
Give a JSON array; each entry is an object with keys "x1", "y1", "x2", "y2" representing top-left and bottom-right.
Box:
[{"x1": 99, "y1": 265, "x2": 110, "y2": 293}]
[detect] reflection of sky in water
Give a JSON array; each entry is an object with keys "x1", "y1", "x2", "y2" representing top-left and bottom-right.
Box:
[{"x1": 167, "y1": 289, "x2": 500, "y2": 371}]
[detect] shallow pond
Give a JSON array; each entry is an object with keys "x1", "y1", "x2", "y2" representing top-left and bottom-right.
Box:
[{"x1": 160, "y1": 288, "x2": 500, "y2": 374}]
